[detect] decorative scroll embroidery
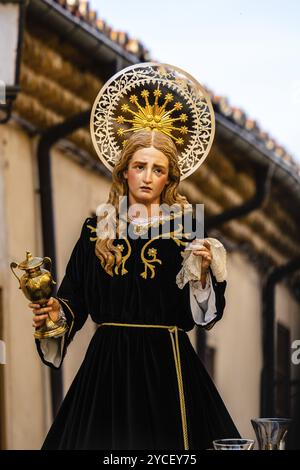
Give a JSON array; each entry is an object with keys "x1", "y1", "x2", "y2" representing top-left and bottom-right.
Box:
[
  {"x1": 88, "y1": 224, "x2": 131, "y2": 275},
  {"x1": 114, "y1": 238, "x2": 131, "y2": 276},
  {"x1": 87, "y1": 224, "x2": 97, "y2": 241},
  {"x1": 140, "y1": 224, "x2": 190, "y2": 279},
  {"x1": 140, "y1": 241, "x2": 162, "y2": 279},
  {"x1": 88, "y1": 220, "x2": 192, "y2": 279}
]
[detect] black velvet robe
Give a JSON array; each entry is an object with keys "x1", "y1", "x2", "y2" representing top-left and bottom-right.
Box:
[{"x1": 35, "y1": 214, "x2": 240, "y2": 450}]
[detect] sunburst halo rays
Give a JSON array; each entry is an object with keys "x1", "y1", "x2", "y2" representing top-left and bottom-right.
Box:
[{"x1": 115, "y1": 88, "x2": 189, "y2": 144}]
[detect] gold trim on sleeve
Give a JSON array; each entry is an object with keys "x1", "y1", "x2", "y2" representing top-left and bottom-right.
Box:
[{"x1": 57, "y1": 297, "x2": 75, "y2": 341}]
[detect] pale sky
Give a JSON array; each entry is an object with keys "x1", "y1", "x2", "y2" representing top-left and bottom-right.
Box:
[{"x1": 91, "y1": 0, "x2": 300, "y2": 162}]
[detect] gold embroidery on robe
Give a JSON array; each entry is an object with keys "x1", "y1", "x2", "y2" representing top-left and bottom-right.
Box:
[
  {"x1": 87, "y1": 224, "x2": 97, "y2": 241},
  {"x1": 114, "y1": 238, "x2": 131, "y2": 276},
  {"x1": 140, "y1": 224, "x2": 190, "y2": 279},
  {"x1": 88, "y1": 218, "x2": 192, "y2": 279}
]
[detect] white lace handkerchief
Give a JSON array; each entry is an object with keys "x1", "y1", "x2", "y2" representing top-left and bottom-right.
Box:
[{"x1": 176, "y1": 238, "x2": 227, "y2": 289}]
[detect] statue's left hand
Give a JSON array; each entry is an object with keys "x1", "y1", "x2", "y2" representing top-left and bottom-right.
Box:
[{"x1": 192, "y1": 239, "x2": 212, "y2": 275}]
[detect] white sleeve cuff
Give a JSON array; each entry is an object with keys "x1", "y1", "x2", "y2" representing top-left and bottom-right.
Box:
[
  {"x1": 39, "y1": 335, "x2": 65, "y2": 368},
  {"x1": 176, "y1": 237, "x2": 227, "y2": 290},
  {"x1": 189, "y1": 272, "x2": 218, "y2": 326}
]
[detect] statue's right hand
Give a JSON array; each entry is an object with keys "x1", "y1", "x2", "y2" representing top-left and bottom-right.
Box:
[{"x1": 28, "y1": 297, "x2": 61, "y2": 328}]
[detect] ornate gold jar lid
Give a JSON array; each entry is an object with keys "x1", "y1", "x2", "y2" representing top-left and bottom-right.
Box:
[{"x1": 18, "y1": 251, "x2": 44, "y2": 270}]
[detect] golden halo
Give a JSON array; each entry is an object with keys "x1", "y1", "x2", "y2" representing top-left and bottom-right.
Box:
[{"x1": 90, "y1": 62, "x2": 215, "y2": 181}]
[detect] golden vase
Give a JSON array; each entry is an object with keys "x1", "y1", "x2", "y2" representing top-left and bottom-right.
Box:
[{"x1": 10, "y1": 251, "x2": 68, "y2": 339}]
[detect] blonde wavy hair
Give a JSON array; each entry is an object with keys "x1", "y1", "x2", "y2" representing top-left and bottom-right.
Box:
[{"x1": 95, "y1": 130, "x2": 189, "y2": 276}]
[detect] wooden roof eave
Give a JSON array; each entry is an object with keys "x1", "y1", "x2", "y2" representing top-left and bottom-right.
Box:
[
  {"x1": 216, "y1": 112, "x2": 300, "y2": 208},
  {"x1": 27, "y1": 0, "x2": 140, "y2": 69}
]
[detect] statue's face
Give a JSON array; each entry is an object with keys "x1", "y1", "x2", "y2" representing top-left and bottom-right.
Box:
[{"x1": 123, "y1": 147, "x2": 170, "y2": 209}]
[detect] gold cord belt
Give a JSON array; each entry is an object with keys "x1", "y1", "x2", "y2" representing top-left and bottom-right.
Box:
[{"x1": 96, "y1": 322, "x2": 189, "y2": 450}]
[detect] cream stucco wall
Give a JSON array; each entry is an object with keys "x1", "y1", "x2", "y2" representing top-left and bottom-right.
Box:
[
  {"x1": 205, "y1": 252, "x2": 262, "y2": 442},
  {"x1": 0, "y1": 123, "x2": 46, "y2": 449}
]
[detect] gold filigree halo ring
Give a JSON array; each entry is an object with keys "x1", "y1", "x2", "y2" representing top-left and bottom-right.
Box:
[{"x1": 90, "y1": 62, "x2": 215, "y2": 181}]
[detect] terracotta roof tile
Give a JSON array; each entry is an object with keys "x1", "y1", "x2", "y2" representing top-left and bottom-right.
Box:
[
  {"x1": 54, "y1": 0, "x2": 149, "y2": 60},
  {"x1": 212, "y1": 94, "x2": 300, "y2": 173}
]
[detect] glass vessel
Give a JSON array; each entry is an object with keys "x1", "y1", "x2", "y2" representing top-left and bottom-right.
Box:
[
  {"x1": 213, "y1": 438, "x2": 254, "y2": 450},
  {"x1": 251, "y1": 418, "x2": 291, "y2": 450}
]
